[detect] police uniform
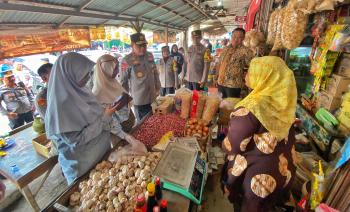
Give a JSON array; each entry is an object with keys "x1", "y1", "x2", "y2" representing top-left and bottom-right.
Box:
[
  {"x1": 181, "y1": 30, "x2": 210, "y2": 90},
  {"x1": 0, "y1": 69, "x2": 34, "y2": 129},
  {"x1": 157, "y1": 46, "x2": 178, "y2": 96},
  {"x1": 119, "y1": 33, "x2": 161, "y2": 121}
]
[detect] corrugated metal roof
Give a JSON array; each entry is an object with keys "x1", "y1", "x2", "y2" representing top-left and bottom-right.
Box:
[
  {"x1": 126, "y1": 2, "x2": 156, "y2": 16},
  {"x1": 66, "y1": 16, "x2": 105, "y2": 25},
  {"x1": 0, "y1": 0, "x2": 211, "y2": 31},
  {"x1": 35, "y1": 0, "x2": 86, "y2": 7},
  {"x1": 104, "y1": 20, "x2": 127, "y2": 26},
  {"x1": 86, "y1": 0, "x2": 136, "y2": 14},
  {"x1": 0, "y1": 11, "x2": 66, "y2": 24}
]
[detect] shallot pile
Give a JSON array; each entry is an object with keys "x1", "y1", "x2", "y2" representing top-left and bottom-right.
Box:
[{"x1": 132, "y1": 114, "x2": 186, "y2": 147}]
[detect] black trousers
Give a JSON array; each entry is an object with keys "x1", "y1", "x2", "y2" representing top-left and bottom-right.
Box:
[
  {"x1": 160, "y1": 87, "x2": 175, "y2": 96},
  {"x1": 218, "y1": 85, "x2": 241, "y2": 98},
  {"x1": 185, "y1": 82, "x2": 203, "y2": 91},
  {"x1": 134, "y1": 104, "x2": 152, "y2": 121},
  {"x1": 9, "y1": 111, "x2": 34, "y2": 129}
]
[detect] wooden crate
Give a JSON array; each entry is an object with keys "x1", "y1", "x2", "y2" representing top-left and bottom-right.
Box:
[{"x1": 32, "y1": 134, "x2": 51, "y2": 158}]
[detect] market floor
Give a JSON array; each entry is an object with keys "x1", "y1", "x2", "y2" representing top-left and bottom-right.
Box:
[{"x1": 201, "y1": 171, "x2": 234, "y2": 212}]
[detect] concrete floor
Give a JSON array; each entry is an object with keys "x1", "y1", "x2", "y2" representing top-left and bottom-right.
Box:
[{"x1": 201, "y1": 171, "x2": 233, "y2": 212}]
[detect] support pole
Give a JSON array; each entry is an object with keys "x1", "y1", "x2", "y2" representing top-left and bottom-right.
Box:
[{"x1": 165, "y1": 26, "x2": 169, "y2": 46}]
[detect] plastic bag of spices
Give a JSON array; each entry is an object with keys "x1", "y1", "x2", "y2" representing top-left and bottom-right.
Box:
[
  {"x1": 267, "y1": 9, "x2": 279, "y2": 45},
  {"x1": 175, "y1": 88, "x2": 192, "y2": 119},
  {"x1": 271, "y1": 8, "x2": 286, "y2": 51},
  {"x1": 281, "y1": 5, "x2": 309, "y2": 50},
  {"x1": 202, "y1": 94, "x2": 221, "y2": 124}
]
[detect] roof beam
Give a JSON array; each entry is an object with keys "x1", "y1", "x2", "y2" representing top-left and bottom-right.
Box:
[
  {"x1": 150, "y1": 4, "x2": 191, "y2": 22},
  {"x1": 181, "y1": 0, "x2": 211, "y2": 19},
  {"x1": 143, "y1": 0, "x2": 191, "y2": 22},
  {"x1": 150, "y1": 5, "x2": 193, "y2": 21},
  {"x1": 0, "y1": 2, "x2": 184, "y2": 30},
  {"x1": 58, "y1": 0, "x2": 96, "y2": 27},
  {"x1": 137, "y1": 0, "x2": 176, "y2": 18},
  {"x1": 57, "y1": 16, "x2": 71, "y2": 28},
  {"x1": 77, "y1": 0, "x2": 96, "y2": 11},
  {"x1": 118, "y1": 0, "x2": 144, "y2": 15}
]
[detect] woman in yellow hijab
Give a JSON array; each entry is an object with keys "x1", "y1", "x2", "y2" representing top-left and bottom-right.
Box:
[{"x1": 221, "y1": 56, "x2": 298, "y2": 212}]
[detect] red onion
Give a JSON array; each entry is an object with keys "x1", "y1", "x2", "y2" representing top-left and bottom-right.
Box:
[{"x1": 132, "y1": 114, "x2": 186, "y2": 147}]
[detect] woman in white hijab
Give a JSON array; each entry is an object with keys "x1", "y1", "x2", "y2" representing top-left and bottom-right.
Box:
[
  {"x1": 45, "y1": 52, "x2": 118, "y2": 184},
  {"x1": 92, "y1": 54, "x2": 146, "y2": 151}
]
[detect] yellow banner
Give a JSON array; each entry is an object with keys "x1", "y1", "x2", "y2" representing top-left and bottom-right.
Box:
[
  {"x1": 153, "y1": 31, "x2": 176, "y2": 43},
  {"x1": 0, "y1": 28, "x2": 91, "y2": 59},
  {"x1": 89, "y1": 26, "x2": 106, "y2": 40}
]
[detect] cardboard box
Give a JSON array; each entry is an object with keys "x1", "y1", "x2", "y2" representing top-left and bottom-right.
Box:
[
  {"x1": 317, "y1": 91, "x2": 342, "y2": 111},
  {"x1": 326, "y1": 74, "x2": 350, "y2": 97},
  {"x1": 32, "y1": 134, "x2": 51, "y2": 158},
  {"x1": 336, "y1": 54, "x2": 350, "y2": 77}
]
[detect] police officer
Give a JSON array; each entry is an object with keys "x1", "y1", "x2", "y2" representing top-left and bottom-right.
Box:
[
  {"x1": 120, "y1": 32, "x2": 161, "y2": 121},
  {"x1": 181, "y1": 30, "x2": 210, "y2": 90},
  {"x1": 0, "y1": 66, "x2": 34, "y2": 129},
  {"x1": 157, "y1": 46, "x2": 178, "y2": 96}
]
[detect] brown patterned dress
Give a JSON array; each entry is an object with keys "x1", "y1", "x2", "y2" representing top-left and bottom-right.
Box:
[{"x1": 221, "y1": 107, "x2": 297, "y2": 212}]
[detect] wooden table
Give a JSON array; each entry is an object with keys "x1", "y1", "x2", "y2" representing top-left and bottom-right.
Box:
[{"x1": 0, "y1": 123, "x2": 58, "y2": 211}]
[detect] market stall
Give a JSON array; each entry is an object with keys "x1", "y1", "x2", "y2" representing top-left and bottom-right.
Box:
[
  {"x1": 263, "y1": 0, "x2": 350, "y2": 211},
  {"x1": 40, "y1": 88, "x2": 222, "y2": 212}
]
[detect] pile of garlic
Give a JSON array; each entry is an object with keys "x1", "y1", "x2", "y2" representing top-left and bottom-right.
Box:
[{"x1": 69, "y1": 152, "x2": 162, "y2": 212}]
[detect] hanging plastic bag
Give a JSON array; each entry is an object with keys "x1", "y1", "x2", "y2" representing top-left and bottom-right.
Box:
[
  {"x1": 281, "y1": 6, "x2": 309, "y2": 50},
  {"x1": 272, "y1": 8, "x2": 286, "y2": 51},
  {"x1": 244, "y1": 30, "x2": 265, "y2": 48},
  {"x1": 315, "y1": 0, "x2": 336, "y2": 11},
  {"x1": 267, "y1": 9, "x2": 279, "y2": 45}
]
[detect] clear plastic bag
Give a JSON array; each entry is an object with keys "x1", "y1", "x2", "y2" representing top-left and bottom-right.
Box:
[
  {"x1": 315, "y1": 0, "x2": 336, "y2": 11},
  {"x1": 243, "y1": 30, "x2": 266, "y2": 48},
  {"x1": 108, "y1": 142, "x2": 147, "y2": 163},
  {"x1": 267, "y1": 9, "x2": 279, "y2": 45},
  {"x1": 281, "y1": 6, "x2": 308, "y2": 50},
  {"x1": 272, "y1": 8, "x2": 286, "y2": 51},
  {"x1": 202, "y1": 94, "x2": 221, "y2": 123}
]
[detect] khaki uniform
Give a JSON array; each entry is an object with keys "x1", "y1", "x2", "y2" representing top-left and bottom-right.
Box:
[
  {"x1": 181, "y1": 44, "x2": 210, "y2": 84},
  {"x1": 157, "y1": 57, "x2": 178, "y2": 89},
  {"x1": 120, "y1": 52, "x2": 161, "y2": 106}
]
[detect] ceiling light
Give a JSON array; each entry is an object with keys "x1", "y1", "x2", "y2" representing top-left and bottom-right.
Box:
[{"x1": 217, "y1": 1, "x2": 222, "y2": 6}]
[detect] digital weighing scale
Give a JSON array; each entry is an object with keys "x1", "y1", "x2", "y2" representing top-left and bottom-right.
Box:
[{"x1": 153, "y1": 142, "x2": 207, "y2": 205}]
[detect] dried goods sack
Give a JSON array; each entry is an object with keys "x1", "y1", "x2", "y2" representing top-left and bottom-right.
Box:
[
  {"x1": 180, "y1": 92, "x2": 192, "y2": 119},
  {"x1": 315, "y1": 0, "x2": 340, "y2": 12},
  {"x1": 281, "y1": 7, "x2": 308, "y2": 50},
  {"x1": 289, "y1": 0, "x2": 309, "y2": 10},
  {"x1": 202, "y1": 95, "x2": 221, "y2": 123},
  {"x1": 175, "y1": 88, "x2": 192, "y2": 119},
  {"x1": 244, "y1": 30, "x2": 266, "y2": 48},
  {"x1": 272, "y1": 8, "x2": 285, "y2": 51},
  {"x1": 267, "y1": 9, "x2": 279, "y2": 45}
]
